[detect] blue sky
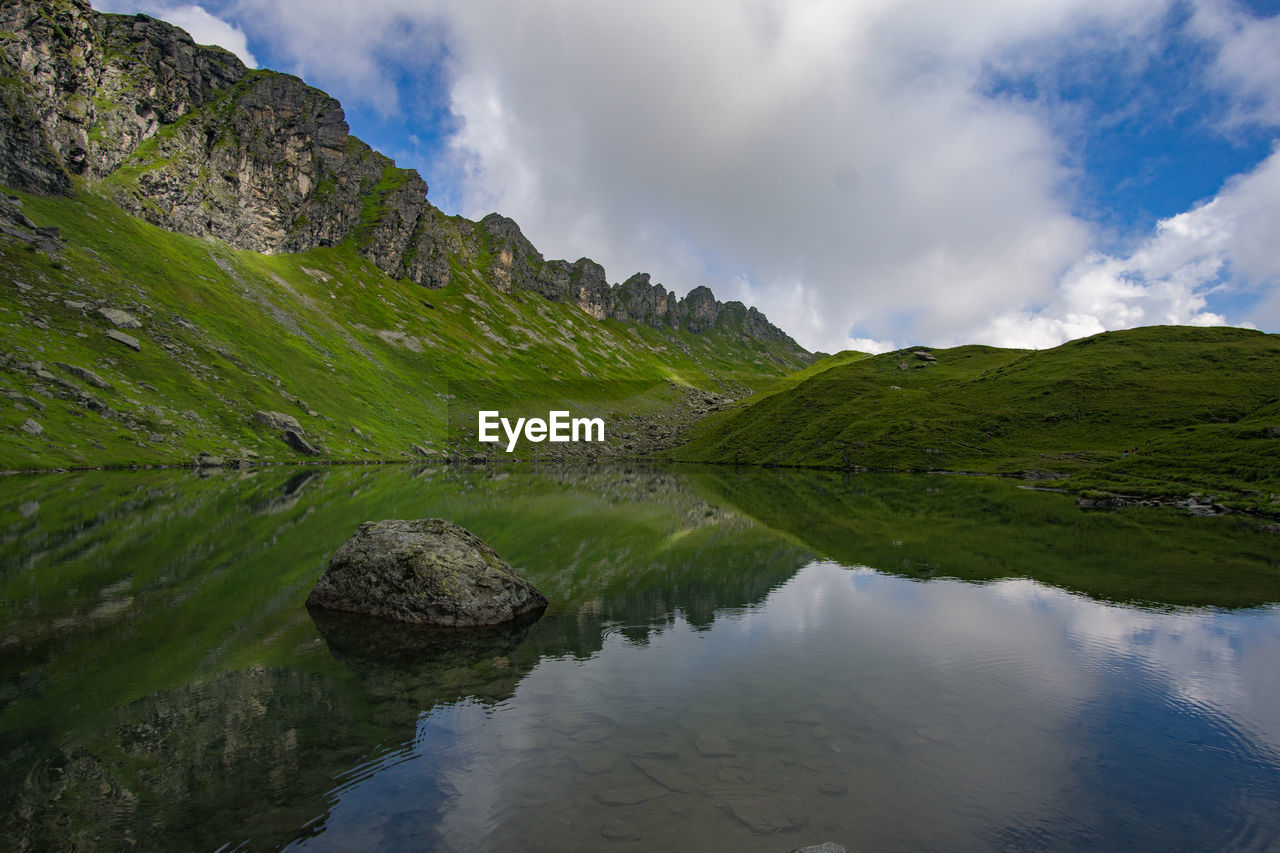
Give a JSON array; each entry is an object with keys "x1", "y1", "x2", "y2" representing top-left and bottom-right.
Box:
[
  {"x1": 981, "y1": 13, "x2": 1248, "y2": 226},
  {"x1": 97, "y1": 0, "x2": 1280, "y2": 353}
]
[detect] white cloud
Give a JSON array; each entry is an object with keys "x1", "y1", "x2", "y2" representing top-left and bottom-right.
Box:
[
  {"x1": 1190, "y1": 0, "x2": 1280, "y2": 129},
  {"x1": 223, "y1": 0, "x2": 454, "y2": 119},
  {"x1": 95, "y1": 2, "x2": 258, "y2": 68},
  {"x1": 158, "y1": 5, "x2": 257, "y2": 67},
  {"x1": 978, "y1": 145, "x2": 1280, "y2": 348},
  {"x1": 428, "y1": 0, "x2": 1163, "y2": 353},
  {"x1": 847, "y1": 337, "x2": 898, "y2": 355}
]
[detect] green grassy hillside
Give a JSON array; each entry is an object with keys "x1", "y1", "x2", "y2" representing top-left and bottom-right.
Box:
[
  {"x1": 0, "y1": 186, "x2": 809, "y2": 470},
  {"x1": 670, "y1": 326, "x2": 1280, "y2": 512}
]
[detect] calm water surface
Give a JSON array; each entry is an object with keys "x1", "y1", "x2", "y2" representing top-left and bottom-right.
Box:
[{"x1": 2, "y1": 465, "x2": 1279, "y2": 851}]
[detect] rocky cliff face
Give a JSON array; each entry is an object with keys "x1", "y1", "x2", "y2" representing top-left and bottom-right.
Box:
[
  {"x1": 0, "y1": 0, "x2": 246, "y2": 193},
  {"x1": 0, "y1": 0, "x2": 805, "y2": 350},
  {"x1": 472, "y1": 219, "x2": 795, "y2": 341}
]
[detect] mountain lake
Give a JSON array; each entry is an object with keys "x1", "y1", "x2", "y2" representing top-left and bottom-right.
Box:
[{"x1": 2, "y1": 464, "x2": 1279, "y2": 851}]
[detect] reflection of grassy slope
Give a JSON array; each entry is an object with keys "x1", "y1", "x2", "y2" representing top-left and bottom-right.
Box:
[
  {"x1": 0, "y1": 466, "x2": 806, "y2": 735},
  {"x1": 0, "y1": 187, "x2": 807, "y2": 470},
  {"x1": 672, "y1": 327, "x2": 1280, "y2": 511},
  {"x1": 0, "y1": 469, "x2": 364, "y2": 734},
  {"x1": 688, "y1": 467, "x2": 1280, "y2": 609},
  {"x1": 441, "y1": 468, "x2": 810, "y2": 630},
  {"x1": 0, "y1": 465, "x2": 810, "y2": 849}
]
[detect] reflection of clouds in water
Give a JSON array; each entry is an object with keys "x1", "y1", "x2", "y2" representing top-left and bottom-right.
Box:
[
  {"x1": 737, "y1": 564, "x2": 1280, "y2": 826},
  {"x1": 325, "y1": 562, "x2": 1280, "y2": 849},
  {"x1": 987, "y1": 577, "x2": 1280, "y2": 755},
  {"x1": 631, "y1": 563, "x2": 1095, "y2": 841}
]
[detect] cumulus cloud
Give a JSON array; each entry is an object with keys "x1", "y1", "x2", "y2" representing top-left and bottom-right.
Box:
[
  {"x1": 229, "y1": 1, "x2": 453, "y2": 120},
  {"x1": 980, "y1": 145, "x2": 1280, "y2": 348},
  {"x1": 1190, "y1": 0, "x2": 1280, "y2": 129},
  {"x1": 158, "y1": 5, "x2": 257, "y2": 67},
  {"x1": 95, "y1": 2, "x2": 258, "y2": 67}
]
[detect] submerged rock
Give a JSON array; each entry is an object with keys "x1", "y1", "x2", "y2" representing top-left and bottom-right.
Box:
[
  {"x1": 695, "y1": 730, "x2": 734, "y2": 757},
  {"x1": 631, "y1": 757, "x2": 697, "y2": 793},
  {"x1": 308, "y1": 606, "x2": 542, "y2": 712},
  {"x1": 595, "y1": 785, "x2": 667, "y2": 806},
  {"x1": 718, "y1": 795, "x2": 808, "y2": 834},
  {"x1": 601, "y1": 818, "x2": 642, "y2": 841},
  {"x1": 306, "y1": 519, "x2": 548, "y2": 627}
]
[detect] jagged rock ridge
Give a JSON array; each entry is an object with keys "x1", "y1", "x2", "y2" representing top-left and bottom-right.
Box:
[{"x1": 0, "y1": 0, "x2": 804, "y2": 349}]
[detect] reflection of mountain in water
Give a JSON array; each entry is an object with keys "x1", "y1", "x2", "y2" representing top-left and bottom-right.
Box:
[
  {"x1": 690, "y1": 467, "x2": 1280, "y2": 608},
  {"x1": 3, "y1": 666, "x2": 371, "y2": 852},
  {"x1": 10, "y1": 462, "x2": 1276, "y2": 849},
  {"x1": 0, "y1": 464, "x2": 811, "y2": 850}
]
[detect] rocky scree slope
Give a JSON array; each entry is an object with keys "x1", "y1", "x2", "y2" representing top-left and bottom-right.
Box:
[{"x1": 0, "y1": 0, "x2": 803, "y2": 346}]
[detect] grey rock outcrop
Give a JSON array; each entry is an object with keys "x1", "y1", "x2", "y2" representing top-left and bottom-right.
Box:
[
  {"x1": 0, "y1": 0, "x2": 438, "y2": 266},
  {"x1": 1076, "y1": 495, "x2": 1125, "y2": 511},
  {"x1": 252, "y1": 410, "x2": 322, "y2": 456},
  {"x1": 282, "y1": 428, "x2": 322, "y2": 456},
  {"x1": 470, "y1": 216, "x2": 797, "y2": 341},
  {"x1": 97, "y1": 307, "x2": 140, "y2": 329},
  {"x1": 253, "y1": 410, "x2": 302, "y2": 432},
  {"x1": 0, "y1": 1, "x2": 247, "y2": 194},
  {"x1": 0, "y1": 196, "x2": 62, "y2": 253},
  {"x1": 55, "y1": 361, "x2": 110, "y2": 389},
  {"x1": 306, "y1": 519, "x2": 548, "y2": 627},
  {"x1": 104, "y1": 329, "x2": 140, "y2": 350}
]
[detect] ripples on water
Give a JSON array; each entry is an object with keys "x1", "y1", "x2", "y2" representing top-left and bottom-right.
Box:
[{"x1": 2, "y1": 466, "x2": 1279, "y2": 851}]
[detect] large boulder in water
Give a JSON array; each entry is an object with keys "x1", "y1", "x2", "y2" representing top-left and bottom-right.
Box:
[{"x1": 306, "y1": 519, "x2": 548, "y2": 626}]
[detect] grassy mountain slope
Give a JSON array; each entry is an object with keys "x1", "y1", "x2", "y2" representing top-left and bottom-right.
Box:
[
  {"x1": 671, "y1": 326, "x2": 1280, "y2": 512},
  {"x1": 0, "y1": 1, "x2": 812, "y2": 471},
  {"x1": 0, "y1": 186, "x2": 808, "y2": 470}
]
